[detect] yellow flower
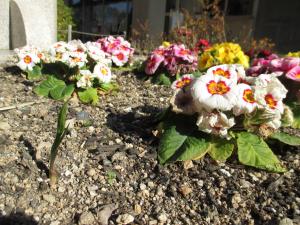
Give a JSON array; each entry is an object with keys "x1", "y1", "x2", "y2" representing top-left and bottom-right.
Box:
[
  {"x1": 162, "y1": 41, "x2": 171, "y2": 48},
  {"x1": 199, "y1": 52, "x2": 214, "y2": 70},
  {"x1": 198, "y1": 42, "x2": 249, "y2": 70},
  {"x1": 286, "y1": 51, "x2": 300, "y2": 57}
]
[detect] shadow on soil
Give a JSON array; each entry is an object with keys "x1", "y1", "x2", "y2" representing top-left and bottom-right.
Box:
[
  {"x1": 106, "y1": 105, "x2": 163, "y2": 143},
  {"x1": 0, "y1": 212, "x2": 38, "y2": 225}
]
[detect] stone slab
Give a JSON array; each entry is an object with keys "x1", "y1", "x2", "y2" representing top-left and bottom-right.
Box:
[
  {"x1": 0, "y1": 0, "x2": 10, "y2": 49},
  {"x1": 0, "y1": 50, "x2": 15, "y2": 65}
]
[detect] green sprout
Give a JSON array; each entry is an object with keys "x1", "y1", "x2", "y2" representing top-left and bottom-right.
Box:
[
  {"x1": 106, "y1": 170, "x2": 117, "y2": 185},
  {"x1": 49, "y1": 101, "x2": 69, "y2": 187}
]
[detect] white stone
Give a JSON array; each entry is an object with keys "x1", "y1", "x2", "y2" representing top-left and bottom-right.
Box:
[
  {"x1": 116, "y1": 214, "x2": 134, "y2": 224},
  {"x1": 158, "y1": 213, "x2": 168, "y2": 222}
]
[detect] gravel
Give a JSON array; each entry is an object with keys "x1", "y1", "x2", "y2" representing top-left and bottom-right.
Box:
[{"x1": 0, "y1": 63, "x2": 300, "y2": 225}]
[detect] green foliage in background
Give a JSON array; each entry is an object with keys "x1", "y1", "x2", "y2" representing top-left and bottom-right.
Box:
[{"x1": 57, "y1": 0, "x2": 76, "y2": 41}]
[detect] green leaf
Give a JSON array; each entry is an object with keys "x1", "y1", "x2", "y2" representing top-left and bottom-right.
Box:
[
  {"x1": 27, "y1": 65, "x2": 42, "y2": 80},
  {"x1": 49, "y1": 84, "x2": 75, "y2": 100},
  {"x1": 50, "y1": 101, "x2": 68, "y2": 169},
  {"x1": 270, "y1": 132, "x2": 300, "y2": 146},
  {"x1": 208, "y1": 138, "x2": 234, "y2": 162},
  {"x1": 78, "y1": 88, "x2": 99, "y2": 105},
  {"x1": 158, "y1": 125, "x2": 187, "y2": 164},
  {"x1": 175, "y1": 136, "x2": 209, "y2": 161},
  {"x1": 34, "y1": 76, "x2": 65, "y2": 97},
  {"x1": 152, "y1": 73, "x2": 171, "y2": 86},
  {"x1": 99, "y1": 82, "x2": 119, "y2": 92},
  {"x1": 237, "y1": 132, "x2": 286, "y2": 173},
  {"x1": 287, "y1": 102, "x2": 300, "y2": 128}
]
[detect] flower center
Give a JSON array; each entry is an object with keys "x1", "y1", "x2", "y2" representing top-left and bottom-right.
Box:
[
  {"x1": 176, "y1": 77, "x2": 192, "y2": 88},
  {"x1": 243, "y1": 89, "x2": 255, "y2": 103},
  {"x1": 117, "y1": 52, "x2": 124, "y2": 61},
  {"x1": 56, "y1": 53, "x2": 62, "y2": 59},
  {"x1": 213, "y1": 68, "x2": 230, "y2": 79},
  {"x1": 101, "y1": 68, "x2": 108, "y2": 75},
  {"x1": 24, "y1": 55, "x2": 32, "y2": 64},
  {"x1": 73, "y1": 57, "x2": 81, "y2": 62},
  {"x1": 179, "y1": 49, "x2": 189, "y2": 55},
  {"x1": 265, "y1": 94, "x2": 277, "y2": 109},
  {"x1": 296, "y1": 73, "x2": 300, "y2": 79},
  {"x1": 37, "y1": 53, "x2": 43, "y2": 59},
  {"x1": 207, "y1": 81, "x2": 230, "y2": 95}
]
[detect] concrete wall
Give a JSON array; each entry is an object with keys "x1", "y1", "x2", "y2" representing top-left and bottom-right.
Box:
[
  {"x1": 254, "y1": 0, "x2": 300, "y2": 53},
  {"x1": 0, "y1": 0, "x2": 10, "y2": 49},
  {"x1": 10, "y1": 0, "x2": 57, "y2": 49},
  {"x1": 0, "y1": 0, "x2": 57, "y2": 50}
]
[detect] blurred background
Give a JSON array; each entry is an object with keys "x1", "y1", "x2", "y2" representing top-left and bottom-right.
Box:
[{"x1": 58, "y1": 0, "x2": 300, "y2": 53}]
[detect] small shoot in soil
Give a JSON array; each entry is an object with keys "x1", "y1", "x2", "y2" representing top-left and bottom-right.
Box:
[
  {"x1": 49, "y1": 101, "x2": 69, "y2": 187},
  {"x1": 106, "y1": 170, "x2": 117, "y2": 185}
]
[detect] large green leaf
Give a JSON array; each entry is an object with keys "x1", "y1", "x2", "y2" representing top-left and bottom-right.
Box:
[
  {"x1": 270, "y1": 132, "x2": 300, "y2": 146},
  {"x1": 78, "y1": 88, "x2": 99, "y2": 105},
  {"x1": 237, "y1": 132, "x2": 286, "y2": 173},
  {"x1": 158, "y1": 125, "x2": 187, "y2": 164},
  {"x1": 175, "y1": 136, "x2": 209, "y2": 161},
  {"x1": 34, "y1": 76, "x2": 65, "y2": 97},
  {"x1": 49, "y1": 84, "x2": 75, "y2": 100},
  {"x1": 208, "y1": 138, "x2": 234, "y2": 162},
  {"x1": 27, "y1": 65, "x2": 42, "y2": 80}
]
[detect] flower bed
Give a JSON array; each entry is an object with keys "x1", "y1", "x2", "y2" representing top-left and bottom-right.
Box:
[{"x1": 15, "y1": 36, "x2": 134, "y2": 104}]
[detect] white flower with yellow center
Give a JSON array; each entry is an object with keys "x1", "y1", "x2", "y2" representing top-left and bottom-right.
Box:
[
  {"x1": 191, "y1": 74, "x2": 238, "y2": 112},
  {"x1": 196, "y1": 111, "x2": 235, "y2": 139},
  {"x1": 233, "y1": 83, "x2": 257, "y2": 116},
  {"x1": 77, "y1": 70, "x2": 94, "y2": 88},
  {"x1": 171, "y1": 74, "x2": 194, "y2": 90},
  {"x1": 17, "y1": 53, "x2": 40, "y2": 71},
  {"x1": 93, "y1": 63, "x2": 112, "y2": 83},
  {"x1": 206, "y1": 64, "x2": 238, "y2": 83},
  {"x1": 253, "y1": 74, "x2": 287, "y2": 114}
]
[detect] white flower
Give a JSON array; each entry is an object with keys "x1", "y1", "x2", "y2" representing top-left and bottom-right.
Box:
[
  {"x1": 85, "y1": 41, "x2": 107, "y2": 62},
  {"x1": 264, "y1": 108, "x2": 282, "y2": 130},
  {"x1": 170, "y1": 87, "x2": 196, "y2": 115},
  {"x1": 49, "y1": 41, "x2": 68, "y2": 55},
  {"x1": 196, "y1": 111, "x2": 235, "y2": 139},
  {"x1": 111, "y1": 50, "x2": 129, "y2": 67},
  {"x1": 233, "y1": 83, "x2": 258, "y2": 115},
  {"x1": 171, "y1": 74, "x2": 194, "y2": 90},
  {"x1": 191, "y1": 74, "x2": 238, "y2": 112},
  {"x1": 253, "y1": 74, "x2": 287, "y2": 114},
  {"x1": 93, "y1": 63, "x2": 112, "y2": 83},
  {"x1": 77, "y1": 70, "x2": 94, "y2": 88},
  {"x1": 206, "y1": 64, "x2": 238, "y2": 83},
  {"x1": 67, "y1": 39, "x2": 87, "y2": 52},
  {"x1": 67, "y1": 52, "x2": 87, "y2": 68},
  {"x1": 17, "y1": 53, "x2": 40, "y2": 71}
]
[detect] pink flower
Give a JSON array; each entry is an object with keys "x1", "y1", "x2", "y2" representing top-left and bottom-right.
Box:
[
  {"x1": 281, "y1": 57, "x2": 300, "y2": 71},
  {"x1": 145, "y1": 54, "x2": 164, "y2": 75},
  {"x1": 112, "y1": 50, "x2": 129, "y2": 67},
  {"x1": 286, "y1": 66, "x2": 300, "y2": 82}
]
